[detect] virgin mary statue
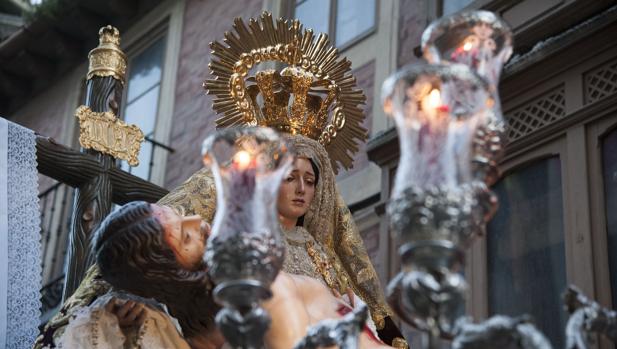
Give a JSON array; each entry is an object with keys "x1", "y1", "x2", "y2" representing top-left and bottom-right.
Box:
[{"x1": 157, "y1": 12, "x2": 404, "y2": 345}]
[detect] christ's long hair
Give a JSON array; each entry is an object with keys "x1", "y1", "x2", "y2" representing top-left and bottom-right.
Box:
[{"x1": 93, "y1": 201, "x2": 219, "y2": 338}]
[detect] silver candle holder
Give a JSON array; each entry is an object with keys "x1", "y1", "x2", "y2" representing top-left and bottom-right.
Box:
[
  {"x1": 383, "y1": 63, "x2": 495, "y2": 346},
  {"x1": 202, "y1": 127, "x2": 292, "y2": 349}
]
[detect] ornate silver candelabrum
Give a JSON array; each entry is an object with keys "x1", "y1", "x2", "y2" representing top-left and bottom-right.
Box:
[
  {"x1": 382, "y1": 11, "x2": 558, "y2": 349},
  {"x1": 202, "y1": 127, "x2": 292, "y2": 349},
  {"x1": 383, "y1": 62, "x2": 495, "y2": 347}
]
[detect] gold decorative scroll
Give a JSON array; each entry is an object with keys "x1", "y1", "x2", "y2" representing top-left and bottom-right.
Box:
[
  {"x1": 87, "y1": 26, "x2": 127, "y2": 84},
  {"x1": 75, "y1": 106, "x2": 144, "y2": 166}
]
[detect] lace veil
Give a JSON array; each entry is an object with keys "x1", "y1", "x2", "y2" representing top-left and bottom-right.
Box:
[{"x1": 283, "y1": 135, "x2": 392, "y2": 328}]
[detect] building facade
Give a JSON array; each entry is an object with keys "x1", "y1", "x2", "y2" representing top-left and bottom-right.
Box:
[{"x1": 1, "y1": 0, "x2": 617, "y2": 346}]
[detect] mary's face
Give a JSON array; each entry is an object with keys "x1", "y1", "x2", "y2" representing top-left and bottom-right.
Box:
[
  {"x1": 151, "y1": 204, "x2": 209, "y2": 270},
  {"x1": 277, "y1": 157, "x2": 317, "y2": 224}
]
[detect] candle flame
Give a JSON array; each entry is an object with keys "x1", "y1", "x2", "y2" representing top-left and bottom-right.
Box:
[
  {"x1": 463, "y1": 41, "x2": 473, "y2": 51},
  {"x1": 233, "y1": 150, "x2": 252, "y2": 169},
  {"x1": 427, "y1": 89, "x2": 442, "y2": 109}
]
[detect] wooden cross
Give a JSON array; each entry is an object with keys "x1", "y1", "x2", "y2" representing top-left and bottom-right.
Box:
[{"x1": 35, "y1": 26, "x2": 169, "y2": 299}]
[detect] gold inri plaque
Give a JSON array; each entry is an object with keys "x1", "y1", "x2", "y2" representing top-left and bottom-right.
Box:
[{"x1": 75, "y1": 105, "x2": 144, "y2": 166}]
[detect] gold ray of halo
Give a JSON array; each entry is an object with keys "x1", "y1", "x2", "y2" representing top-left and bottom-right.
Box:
[{"x1": 203, "y1": 11, "x2": 367, "y2": 173}]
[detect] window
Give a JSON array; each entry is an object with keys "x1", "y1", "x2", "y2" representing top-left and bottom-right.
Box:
[
  {"x1": 441, "y1": 0, "x2": 474, "y2": 16},
  {"x1": 487, "y1": 157, "x2": 567, "y2": 348},
  {"x1": 602, "y1": 128, "x2": 617, "y2": 305},
  {"x1": 121, "y1": 35, "x2": 167, "y2": 181},
  {"x1": 294, "y1": 0, "x2": 377, "y2": 48},
  {"x1": 114, "y1": 0, "x2": 184, "y2": 186}
]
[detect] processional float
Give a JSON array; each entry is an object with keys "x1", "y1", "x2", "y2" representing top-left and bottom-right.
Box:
[{"x1": 2, "y1": 8, "x2": 616, "y2": 349}]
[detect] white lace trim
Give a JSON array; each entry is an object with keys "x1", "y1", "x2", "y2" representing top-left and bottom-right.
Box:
[
  {"x1": 1, "y1": 118, "x2": 41, "y2": 349},
  {"x1": 0, "y1": 118, "x2": 9, "y2": 348}
]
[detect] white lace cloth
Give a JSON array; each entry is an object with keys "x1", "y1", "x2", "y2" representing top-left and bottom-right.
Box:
[
  {"x1": 57, "y1": 293, "x2": 191, "y2": 349},
  {"x1": 0, "y1": 117, "x2": 41, "y2": 349}
]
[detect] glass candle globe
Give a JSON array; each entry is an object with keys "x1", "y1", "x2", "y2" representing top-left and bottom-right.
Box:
[
  {"x1": 202, "y1": 127, "x2": 292, "y2": 308},
  {"x1": 382, "y1": 63, "x2": 496, "y2": 255},
  {"x1": 421, "y1": 10, "x2": 513, "y2": 111},
  {"x1": 384, "y1": 64, "x2": 492, "y2": 193}
]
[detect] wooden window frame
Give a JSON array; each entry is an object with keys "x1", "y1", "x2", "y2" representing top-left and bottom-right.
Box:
[
  {"x1": 120, "y1": 30, "x2": 167, "y2": 182},
  {"x1": 587, "y1": 116, "x2": 617, "y2": 312},
  {"x1": 118, "y1": 0, "x2": 185, "y2": 186},
  {"x1": 588, "y1": 114, "x2": 617, "y2": 349},
  {"x1": 467, "y1": 96, "x2": 617, "y2": 349},
  {"x1": 468, "y1": 136, "x2": 570, "y2": 319}
]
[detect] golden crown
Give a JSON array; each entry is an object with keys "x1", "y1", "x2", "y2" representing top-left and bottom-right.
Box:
[{"x1": 204, "y1": 12, "x2": 367, "y2": 173}]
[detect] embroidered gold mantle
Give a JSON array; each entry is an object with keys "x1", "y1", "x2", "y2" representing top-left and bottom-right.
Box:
[{"x1": 282, "y1": 226, "x2": 347, "y2": 293}]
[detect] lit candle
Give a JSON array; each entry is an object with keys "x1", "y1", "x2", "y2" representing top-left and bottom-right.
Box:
[
  {"x1": 427, "y1": 88, "x2": 442, "y2": 109},
  {"x1": 228, "y1": 149, "x2": 256, "y2": 206},
  {"x1": 421, "y1": 88, "x2": 450, "y2": 122},
  {"x1": 450, "y1": 35, "x2": 480, "y2": 68},
  {"x1": 233, "y1": 150, "x2": 253, "y2": 170}
]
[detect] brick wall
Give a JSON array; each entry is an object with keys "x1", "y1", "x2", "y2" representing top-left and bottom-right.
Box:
[
  {"x1": 164, "y1": 0, "x2": 263, "y2": 189},
  {"x1": 6, "y1": 68, "x2": 84, "y2": 191},
  {"x1": 337, "y1": 59, "x2": 376, "y2": 180},
  {"x1": 397, "y1": 0, "x2": 428, "y2": 68},
  {"x1": 7, "y1": 71, "x2": 82, "y2": 145}
]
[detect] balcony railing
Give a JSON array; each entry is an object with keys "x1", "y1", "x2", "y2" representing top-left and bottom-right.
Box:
[
  {"x1": 40, "y1": 275, "x2": 65, "y2": 323},
  {"x1": 122, "y1": 135, "x2": 175, "y2": 182},
  {"x1": 38, "y1": 181, "x2": 74, "y2": 317}
]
